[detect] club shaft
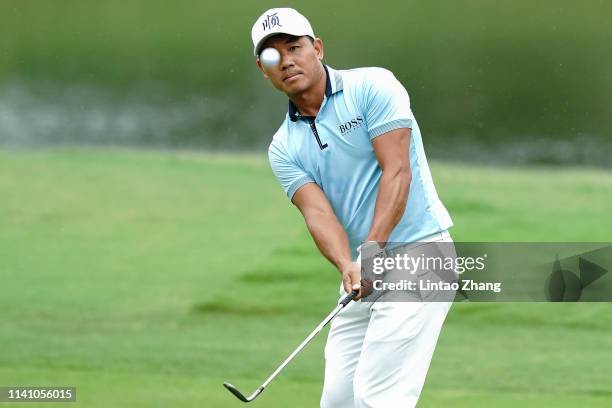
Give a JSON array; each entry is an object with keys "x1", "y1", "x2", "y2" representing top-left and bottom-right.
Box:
[
  {"x1": 260, "y1": 303, "x2": 344, "y2": 388},
  {"x1": 224, "y1": 290, "x2": 358, "y2": 402},
  {"x1": 259, "y1": 288, "x2": 358, "y2": 390}
]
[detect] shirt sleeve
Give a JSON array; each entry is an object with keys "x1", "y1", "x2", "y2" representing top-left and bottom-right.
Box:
[
  {"x1": 363, "y1": 69, "x2": 414, "y2": 140},
  {"x1": 268, "y1": 141, "x2": 315, "y2": 200}
]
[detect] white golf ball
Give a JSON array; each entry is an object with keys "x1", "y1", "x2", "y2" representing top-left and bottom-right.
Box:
[{"x1": 260, "y1": 48, "x2": 280, "y2": 68}]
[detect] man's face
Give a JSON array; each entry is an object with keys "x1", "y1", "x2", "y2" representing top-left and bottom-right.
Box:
[{"x1": 256, "y1": 34, "x2": 324, "y2": 97}]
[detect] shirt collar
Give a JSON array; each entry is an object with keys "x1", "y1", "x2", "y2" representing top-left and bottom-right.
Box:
[{"x1": 288, "y1": 65, "x2": 344, "y2": 122}]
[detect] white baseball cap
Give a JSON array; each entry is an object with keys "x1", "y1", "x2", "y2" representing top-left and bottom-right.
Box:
[{"x1": 251, "y1": 8, "x2": 315, "y2": 57}]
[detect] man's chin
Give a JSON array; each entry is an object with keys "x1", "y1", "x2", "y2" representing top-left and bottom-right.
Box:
[{"x1": 283, "y1": 79, "x2": 308, "y2": 95}]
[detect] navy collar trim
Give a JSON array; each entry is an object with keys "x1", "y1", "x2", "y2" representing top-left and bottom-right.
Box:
[{"x1": 288, "y1": 65, "x2": 340, "y2": 122}]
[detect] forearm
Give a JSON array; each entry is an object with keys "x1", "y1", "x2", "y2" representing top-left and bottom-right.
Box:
[
  {"x1": 366, "y1": 166, "x2": 412, "y2": 243},
  {"x1": 302, "y1": 209, "x2": 352, "y2": 272}
]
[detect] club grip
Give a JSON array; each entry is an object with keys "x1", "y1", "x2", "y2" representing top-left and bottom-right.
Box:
[{"x1": 340, "y1": 289, "x2": 359, "y2": 307}]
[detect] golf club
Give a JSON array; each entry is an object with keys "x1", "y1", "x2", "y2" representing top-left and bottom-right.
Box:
[{"x1": 223, "y1": 288, "x2": 359, "y2": 403}]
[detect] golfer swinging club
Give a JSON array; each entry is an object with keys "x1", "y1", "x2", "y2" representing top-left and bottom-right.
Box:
[{"x1": 252, "y1": 8, "x2": 454, "y2": 407}]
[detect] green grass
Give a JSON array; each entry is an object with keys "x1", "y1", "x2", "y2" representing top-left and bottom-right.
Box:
[{"x1": 1, "y1": 148, "x2": 611, "y2": 407}]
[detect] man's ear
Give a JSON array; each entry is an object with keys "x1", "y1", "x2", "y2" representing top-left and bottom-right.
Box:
[
  {"x1": 313, "y1": 38, "x2": 324, "y2": 61},
  {"x1": 256, "y1": 59, "x2": 269, "y2": 79}
]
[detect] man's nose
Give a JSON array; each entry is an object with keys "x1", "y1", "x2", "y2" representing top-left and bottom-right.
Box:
[{"x1": 279, "y1": 52, "x2": 294, "y2": 70}]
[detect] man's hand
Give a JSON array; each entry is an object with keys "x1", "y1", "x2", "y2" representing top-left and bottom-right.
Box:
[{"x1": 341, "y1": 261, "x2": 362, "y2": 300}]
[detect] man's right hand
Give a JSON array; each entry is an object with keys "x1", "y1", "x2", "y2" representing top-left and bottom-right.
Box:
[{"x1": 341, "y1": 261, "x2": 362, "y2": 300}]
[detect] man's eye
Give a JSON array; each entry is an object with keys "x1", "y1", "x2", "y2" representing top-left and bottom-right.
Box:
[{"x1": 289, "y1": 46, "x2": 300, "y2": 51}]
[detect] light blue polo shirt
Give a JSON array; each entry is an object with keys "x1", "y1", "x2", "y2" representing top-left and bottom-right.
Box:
[{"x1": 268, "y1": 65, "x2": 453, "y2": 258}]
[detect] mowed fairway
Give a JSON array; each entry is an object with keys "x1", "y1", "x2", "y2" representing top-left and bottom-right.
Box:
[{"x1": 1, "y1": 149, "x2": 611, "y2": 407}]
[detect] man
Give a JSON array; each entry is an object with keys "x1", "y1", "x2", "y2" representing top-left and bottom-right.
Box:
[{"x1": 251, "y1": 8, "x2": 454, "y2": 408}]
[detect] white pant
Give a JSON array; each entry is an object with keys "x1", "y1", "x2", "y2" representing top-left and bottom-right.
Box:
[{"x1": 321, "y1": 231, "x2": 454, "y2": 408}]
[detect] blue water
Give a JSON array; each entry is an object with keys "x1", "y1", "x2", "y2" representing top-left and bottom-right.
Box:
[{"x1": 0, "y1": 80, "x2": 609, "y2": 168}]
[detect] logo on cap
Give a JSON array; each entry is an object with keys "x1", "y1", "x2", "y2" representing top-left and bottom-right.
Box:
[{"x1": 262, "y1": 13, "x2": 282, "y2": 31}]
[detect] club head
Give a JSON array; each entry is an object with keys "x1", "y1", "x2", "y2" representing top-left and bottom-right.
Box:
[
  {"x1": 223, "y1": 383, "x2": 250, "y2": 402},
  {"x1": 223, "y1": 383, "x2": 264, "y2": 403}
]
